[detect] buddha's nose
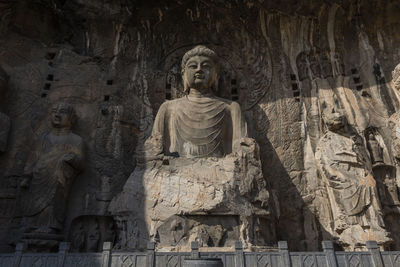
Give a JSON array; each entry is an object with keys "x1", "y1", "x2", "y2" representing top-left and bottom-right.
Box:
[{"x1": 195, "y1": 68, "x2": 204, "y2": 74}]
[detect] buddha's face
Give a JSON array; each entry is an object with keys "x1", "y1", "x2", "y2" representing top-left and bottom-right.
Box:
[
  {"x1": 183, "y1": 55, "x2": 218, "y2": 92},
  {"x1": 51, "y1": 103, "x2": 72, "y2": 129}
]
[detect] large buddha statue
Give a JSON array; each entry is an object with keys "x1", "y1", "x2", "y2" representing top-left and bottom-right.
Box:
[
  {"x1": 19, "y1": 102, "x2": 84, "y2": 249},
  {"x1": 149, "y1": 46, "x2": 247, "y2": 158},
  {"x1": 110, "y1": 46, "x2": 273, "y2": 250}
]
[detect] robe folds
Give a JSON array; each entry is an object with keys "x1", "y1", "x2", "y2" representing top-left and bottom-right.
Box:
[
  {"x1": 152, "y1": 94, "x2": 247, "y2": 158},
  {"x1": 21, "y1": 132, "x2": 83, "y2": 229}
]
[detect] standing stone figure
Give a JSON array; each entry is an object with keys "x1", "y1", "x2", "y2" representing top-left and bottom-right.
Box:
[
  {"x1": 20, "y1": 102, "x2": 84, "y2": 235},
  {"x1": 390, "y1": 63, "x2": 400, "y2": 160},
  {"x1": 315, "y1": 107, "x2": 390, "y2": 249},
  {"x1": 0, "y1": 67, "x2": 10, "y2": 152},
  {"x1": 384, "y1": 172, "x2": 400, "y2": 206},
  {"x1": 367, "y1": 132, "x2": 384, "y2": 165}
]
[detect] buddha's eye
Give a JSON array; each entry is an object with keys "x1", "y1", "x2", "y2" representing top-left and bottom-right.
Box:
[{"x1": 187, "y1": 64, "x2": 197, "y2": 69}]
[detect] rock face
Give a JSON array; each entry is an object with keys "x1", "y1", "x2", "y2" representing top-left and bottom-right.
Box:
[{"x1": 0, "y1": 0, "x2": 400, "y2": 253}]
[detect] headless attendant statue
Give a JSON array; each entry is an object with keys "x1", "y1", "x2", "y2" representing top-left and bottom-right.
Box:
[{"x1": 316, "y1": 106, "x2": 390, "y2": 249}]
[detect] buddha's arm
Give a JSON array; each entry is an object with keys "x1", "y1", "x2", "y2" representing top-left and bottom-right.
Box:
[
  {"x1": 230, "y1": 101, "x2": 248, "y2": 142},
  {"x1": 152, "y1": 102, "x2": 168, "y2": 138},
  {"x1": 143, "y1": 102, "x2": 169, "y2": 158}
]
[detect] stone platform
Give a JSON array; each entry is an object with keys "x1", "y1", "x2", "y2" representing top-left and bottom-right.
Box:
[{"x1": 1, "y1": 240, "x2": 397, "y2": 267}]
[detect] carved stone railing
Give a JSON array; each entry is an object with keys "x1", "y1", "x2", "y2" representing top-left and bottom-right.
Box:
[{"x1": 1, "y1": 240, "x2": 399, "y2": 267}]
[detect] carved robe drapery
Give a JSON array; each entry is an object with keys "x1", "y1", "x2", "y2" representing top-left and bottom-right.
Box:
[
  {"x1": 316, "y1": 131, "x2": 385, "y2": 230},
  {"x1": 21, "y1": 132, "x2": 84, "y2": 230},
  {"x1": 152, "y1": 94, "x2": 247, "y2": 158}
]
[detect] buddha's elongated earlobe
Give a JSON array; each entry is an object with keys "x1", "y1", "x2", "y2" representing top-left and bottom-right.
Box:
[
  {"x1": 212, "y1": 76, "x2": 219, "y2": 94},
  {"x1": 184, "y1": 81, "x2": 189, "y2": 94},
  {"x1": 182, "y1": 70, "x2": 189, "y2": 94}
]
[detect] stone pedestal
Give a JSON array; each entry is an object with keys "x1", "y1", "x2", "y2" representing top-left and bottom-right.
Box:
[
  {"x1": 21, "y1": 232, "x2": 63, "y2": 252},
  {"x1": 110, "y1": 139, "x2": 275, "y2": 250}
]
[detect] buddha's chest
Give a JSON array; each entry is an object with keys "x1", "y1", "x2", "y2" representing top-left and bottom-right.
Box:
[
  {"x1": 172, "y1": 98, "x2": 227, "y2": 132},
  {"x1": 169, "y1": 98, "x2": 229, "y2": 157}
]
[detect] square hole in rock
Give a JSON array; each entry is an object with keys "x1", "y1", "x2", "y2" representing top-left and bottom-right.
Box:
[{"x1": 45, "y1": 52, "x2": 56, "y2": 60}]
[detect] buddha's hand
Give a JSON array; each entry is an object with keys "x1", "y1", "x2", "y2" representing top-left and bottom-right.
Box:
[{"x1": 141, "y1": 133, "x2": 163, "y2": 161}]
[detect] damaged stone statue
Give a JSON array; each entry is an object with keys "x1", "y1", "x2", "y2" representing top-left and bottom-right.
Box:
[
  {"x1": 18, "y1": 102, "x2": 84, "y2": 250},
  {"x1": 390, "y1": 63, "x2": 400, "y2": 161},
  {"x1": 0, "y1": 67, "x2": 10, "y2": 152},
  {"x1": 315, "y1": 105, "x2": 391, "y2": 250},
  {"x1": 110, "y1": 46, "x2": 274, "y2": 250}
]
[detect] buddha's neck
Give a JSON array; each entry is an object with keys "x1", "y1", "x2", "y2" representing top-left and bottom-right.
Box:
[
  {"x1": 189, "y1": 88, "x2": 212, "y2": 97},
  {"x1": 51, "y1": 127, "x2": 71, "y2": 136}
]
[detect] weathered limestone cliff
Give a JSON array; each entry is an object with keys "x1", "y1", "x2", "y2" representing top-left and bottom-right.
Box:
[{"x1": 0, "y1": 0, "x2": 400, "y2": 252}]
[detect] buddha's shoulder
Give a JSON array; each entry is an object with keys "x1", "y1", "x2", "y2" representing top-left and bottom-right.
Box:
[
  {"x1": 159, "y1": 96, "x2": 242, "y2": 110},
  {"x1": 214, "y1": 97, "x2": 242, "y2": 110},
  {"x1": 158, "y1": 98, "x2": 185, "y2": 110}
]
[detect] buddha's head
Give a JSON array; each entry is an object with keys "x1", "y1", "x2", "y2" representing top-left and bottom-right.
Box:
[
  {"x1": 181, "y1": 45, "x2": 220, "y2": 94},
  {"x1": 50, "y1": 102, "x2": 76, "y2": 129},
  {"x1": 392, "y1": 63, "x2": 400, "y2": 91}
]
